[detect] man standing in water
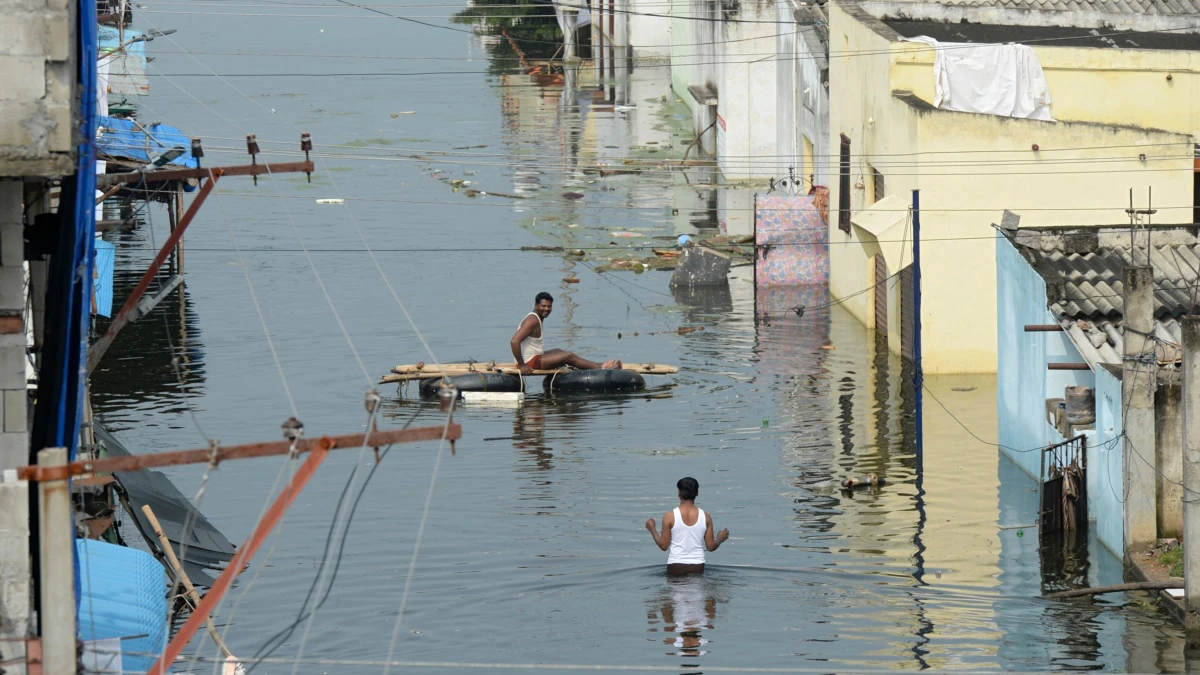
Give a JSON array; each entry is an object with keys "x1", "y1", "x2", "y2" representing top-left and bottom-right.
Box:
[
  {"x1": 645, "y1": 477, "x2": 730, "y2": 576},
  {"x1": 510, "y1": 292, "x2": 622, "y2": 375}
]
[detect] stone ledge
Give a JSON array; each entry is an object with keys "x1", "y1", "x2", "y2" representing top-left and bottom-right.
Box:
[{"x1": 1127, "y1": 550, "x2": 1199, "y2": 630}]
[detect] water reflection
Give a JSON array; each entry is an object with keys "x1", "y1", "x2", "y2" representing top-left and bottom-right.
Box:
[
  {"x1": 647, "y1": 573, "x2": 727, "y2": 669},
  {"x1": 91, "y1": 218, "x2": 207, "y2": 425}
]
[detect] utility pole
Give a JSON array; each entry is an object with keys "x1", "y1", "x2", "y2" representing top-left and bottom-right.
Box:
[
  {"x1": 1182, "y1": 316, "x2": 1200, "y2": 620},
  {"x1": 912, "y1": 189, "x2": 923, "y2": 467},
  {"x1": 37, "y1": 448, "x2": 75, "y2": 675},
  {"x1": 1123, "y1": 265, "x2": 1158, "y2": 557},
  {"x1": 561, "y1": 8, "x2": 578, "y2": 62}
]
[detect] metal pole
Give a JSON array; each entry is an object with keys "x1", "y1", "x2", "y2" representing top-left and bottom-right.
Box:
[
  {"x1": 912, "y1": 189, "x2": 923, "y2": 467},
  {"x1": 147, "y1": 438, "x2": 336, "y2": 675},
  {"x1": 37, "y1": 447, "x2": 75, "y2": 675},
  {"x1": 1181, "y1": 316, "x2": 1200, "y2": 614}
]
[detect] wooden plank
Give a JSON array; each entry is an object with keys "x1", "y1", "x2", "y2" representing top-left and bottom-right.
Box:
[
  {"x1": 392, "y1": 361, "x2": 677, "y2": 374},
  {"x1": 381, "y1": 364, "x2": 678, "y2": 384}
]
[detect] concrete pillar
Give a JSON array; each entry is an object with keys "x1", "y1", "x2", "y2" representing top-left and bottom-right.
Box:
[
  {"x1": 37, "y1": 448, "x2": 75, "y2": 675},
  {"x1": 562, "y1": 9, "x2": 579, "y2": 62},
  {"x1": 1123, "y1": 266, "x2": 1157, "y2": 556},
  {"x1": 0, "y1": 470, "x2": 31, "y2": 675},
  {"x1": 0, "y1": 181, "x2": 27, "y2": 472},
  {"x1": 1182, "y1": 316, "x2": 1200, "y2": 613},
  {"x1": 1156, "y1": 376, "x2": 1183, "y2": 539}
]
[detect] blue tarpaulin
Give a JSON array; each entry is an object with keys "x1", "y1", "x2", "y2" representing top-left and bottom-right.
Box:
[
  {"x1": 94, "y1": 239, "x2": 115, "y2": 318},
  {"x1": 96, "y1": 115, "x2": 199, "y2": 168},
  {"x1": 77, "y1": 539, "x2": 168, "y2": 673}
]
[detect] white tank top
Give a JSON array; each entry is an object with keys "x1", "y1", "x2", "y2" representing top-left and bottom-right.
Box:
[
  {"x1": 667, "y1": 507, "x2": 706, "y2": 564},
  {"x1": 519, "y1": 312, "x2": 543, "y2": 362}
]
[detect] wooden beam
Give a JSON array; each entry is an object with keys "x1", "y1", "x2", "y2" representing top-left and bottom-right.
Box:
[
  {"x1": 1048, "y1": 363, "x2": 1091, "y2": 370},
  {"x1": 1024, "y1": 324, "x2": 1064, "y2": 332},
  {"x1": 95, "y1": 161, "x2": 314, "y2": 188},
  {"x1": 16, "y1": 423, "x2": 462, "y2": 482}
]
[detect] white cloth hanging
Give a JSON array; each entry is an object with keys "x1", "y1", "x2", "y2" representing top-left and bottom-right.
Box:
[{"x1": 902, "y1": 36, "x2": 1053, "y2": 121}]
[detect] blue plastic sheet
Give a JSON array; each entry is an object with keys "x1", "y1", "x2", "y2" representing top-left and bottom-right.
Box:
[
  {"x1": 96, "y1": 115, "x2": 199, "y2": 168},
  {"x1": 77, "y1": 539, "x2": 167, "y2": 673},
  {"x1": 93, "y1": 239, "x2": 115, "y2": 318}
]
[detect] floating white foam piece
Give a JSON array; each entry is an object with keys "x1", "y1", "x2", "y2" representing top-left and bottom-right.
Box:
[
  {"x1": 316, "y1": 199, "x2": 344, "y2": 205},
  {"x1": 461, "y1": 391, "x2": 524, "y2": 406},
  {"x1": 1166, "y1": 588, "x2": 1185, "y2": 599}
]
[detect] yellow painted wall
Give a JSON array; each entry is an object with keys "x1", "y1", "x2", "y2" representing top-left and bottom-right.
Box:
[
  {"x1": 892, "y1": 42, "x2": 1200, "y2": 139},
  {"x1": 828, "y1": 1, "x2": 1197, "y2": 373},
  {"x1": 828, "y1": 1, "x2": 920, "y2": 351}
]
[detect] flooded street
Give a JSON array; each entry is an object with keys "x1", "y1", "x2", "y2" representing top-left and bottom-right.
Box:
[{"x1": 89, "y1": 3, "x2": 1190, "y2": 671}]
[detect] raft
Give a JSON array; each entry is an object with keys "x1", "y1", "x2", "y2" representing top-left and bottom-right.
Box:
[
  {"x1": 417, "y1": 372, "x2": 522, "y2": 397},
  {"x1": 382, "y1": 361, "x2": 677, "y2": 384},
  {"x1": 543, "y1": 369, "x2": 645, "y2": 393}
]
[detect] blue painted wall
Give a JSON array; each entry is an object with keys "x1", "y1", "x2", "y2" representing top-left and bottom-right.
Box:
[
  {"x1": 996, "y1": 238, "x2": 1124, "y2": 557},
  {"x1": 996, "y1": 238, "x2": 1092, "y2": 477},
  {"x1": 1090, "y1": 366, "x2": 1124, "y2": 558}
]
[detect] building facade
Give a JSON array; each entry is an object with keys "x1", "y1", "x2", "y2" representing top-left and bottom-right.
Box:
[{"x1": 827, "y1": 0, "x2": 1199, "y2": 373}]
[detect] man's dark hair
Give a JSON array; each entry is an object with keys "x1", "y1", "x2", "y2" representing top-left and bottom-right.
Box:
[
  {"x1": 677, "y1": 477, "x2": 699, "y2": 501},
  {"x1": 535, "y1": 291, "x2": 554, "y2": 305}
]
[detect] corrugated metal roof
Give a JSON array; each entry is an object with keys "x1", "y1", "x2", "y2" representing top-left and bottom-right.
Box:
[
  {"x1": 931, "y1": 0, "x2": 1200, "y2": 13},
  {"x1": 1005, "y1": 229, "x2": 1200, "y2": 367}
]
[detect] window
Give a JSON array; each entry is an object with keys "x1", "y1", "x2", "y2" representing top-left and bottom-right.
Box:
[
  {"x1": 838, "y1": 134, "x2": 851, "y2": 232},
  {"x1": 872, "y1": 166, "x2": 885, "y2": 204}
]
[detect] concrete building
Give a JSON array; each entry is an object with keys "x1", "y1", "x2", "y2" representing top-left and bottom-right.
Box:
[
  {"x1": 0, "y1": 0, "x2": 81, "y2": 671},
  {"x1": 669, "y1": 0, "x2": 781, "y2": 180},
  {"x1": 776, "y1": 0, "x2": 830, "y2": 191},
  {"x1": 995, "y1": 222, "x2": 1197, "y2": 559},
  {"x1": 827, "y1": 0, "x2": 1200, "y2": 373}
]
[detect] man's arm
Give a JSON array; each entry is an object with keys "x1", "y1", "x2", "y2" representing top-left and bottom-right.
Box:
[
  {"x1": 510, "y1": 315, "x2": 538, "y2": 375},
  {"x1": 645, "y1": 510, "x2": 674, "y2": 551},
  {"x1": 704, "y1": 516, "x2": 729, "y2": 552}
]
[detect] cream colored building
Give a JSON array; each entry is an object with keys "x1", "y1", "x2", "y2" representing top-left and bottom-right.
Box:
[{"x1": 828, "y1": 0, "x2": 1200, "y2": 373}]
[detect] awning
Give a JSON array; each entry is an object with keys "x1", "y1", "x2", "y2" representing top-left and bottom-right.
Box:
[{"x1": 851, "y1": 194, "x2": 910, "y2": 272}]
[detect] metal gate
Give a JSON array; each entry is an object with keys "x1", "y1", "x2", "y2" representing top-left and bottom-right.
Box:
[{"x1": 1040, "y1": 435, "x2": 1088, "y2": 533}]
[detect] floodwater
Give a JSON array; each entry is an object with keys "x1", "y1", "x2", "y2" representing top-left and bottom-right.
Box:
[{"x1": 91, "y1": 3, "x2": 1190, "y2": 672}]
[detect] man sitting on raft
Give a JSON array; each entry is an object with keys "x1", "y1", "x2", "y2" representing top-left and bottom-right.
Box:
[{"x1": 511, "y1": 291, "x2": 622, "y2": 376}]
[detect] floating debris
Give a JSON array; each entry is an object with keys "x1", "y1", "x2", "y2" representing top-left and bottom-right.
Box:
[
  {"x1": 563, "y1": 192, "x2": 585, "y2": 200},
  {"x1": 315, "y1": 198, "x2": 344, "y2": 204},
  {"x1": 563, "y1": 277, "x2": 580, "y2": 284}
]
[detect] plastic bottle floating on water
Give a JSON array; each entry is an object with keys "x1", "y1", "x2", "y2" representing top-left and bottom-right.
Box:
[{"x1": 610, "y1": 231, "x2": 643, "y2": 238}]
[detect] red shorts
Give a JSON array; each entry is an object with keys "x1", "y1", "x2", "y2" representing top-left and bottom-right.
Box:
[{"x1": 526, "y1": 355, "x2": 543, "y2": 370}]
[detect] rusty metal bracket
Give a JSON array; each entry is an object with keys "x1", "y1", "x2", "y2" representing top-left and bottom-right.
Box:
[
  {"x1": 95, "y1": 161, "x2": 315, "y2": 188},
  {"x1": 16, "y1": 423, "x2": 462, "y2": 482}
]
